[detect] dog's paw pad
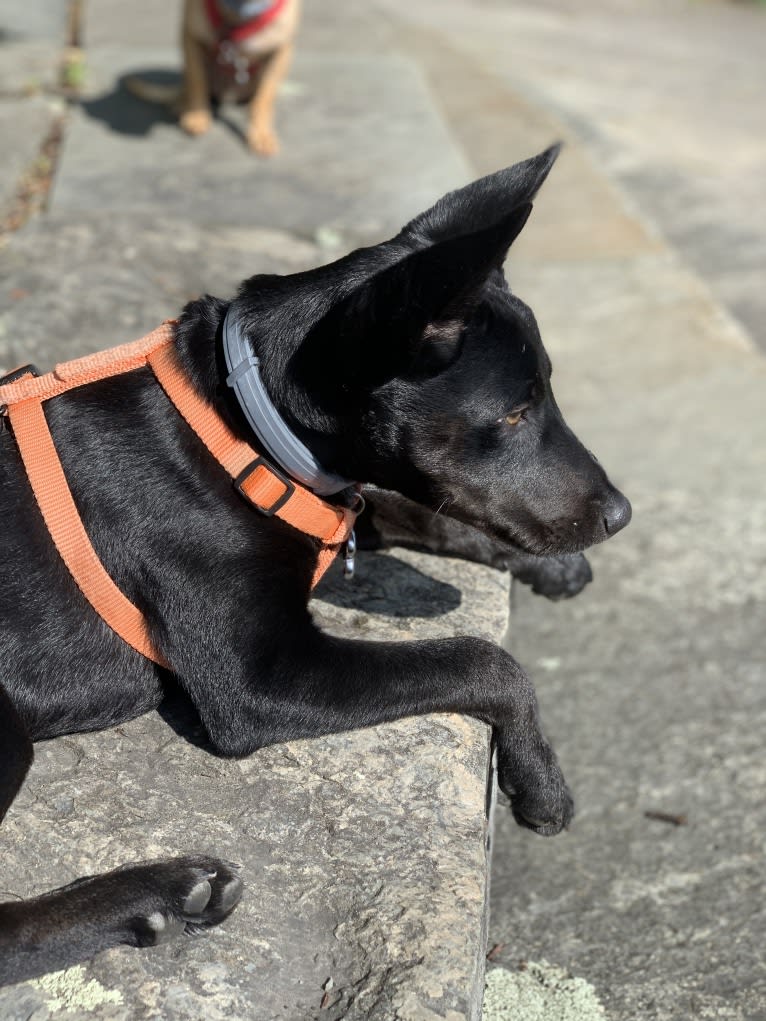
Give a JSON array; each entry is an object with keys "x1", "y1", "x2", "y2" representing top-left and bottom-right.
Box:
[
  {"x1": 143, "y1": 910, "x2": 186, "y2": 944},
  {"x1": 216, "y1": 874, "x2": 244, "y2": 916},
  {"x1": 170, "y1": 858, "x2": 243, "y2": 930},
  {"x1": 182, "y1": 877, "x2": 213, "y2": 916},
  {"x1": 123, "y1": 856, "x2": 244, "y2": 946}
]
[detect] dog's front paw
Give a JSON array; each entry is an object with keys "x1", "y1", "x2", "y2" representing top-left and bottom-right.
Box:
[
  {"x1": 498, "y1": 742, "x2": 574, "y2": 836},
  {"x1": 72, "y1": 855, "x2": 244, "y2": 948},
  {"x1": 247, "y1": 121, "x2": 279, "y2": 156},
  {"x1": 180, "y1": 108, "x2": 212, "y2": 137},
  {"x1": 511, "y1": 553, "x2": 593, "y2": 601},
  {"x1": 126, "y1": 856, "x2": 243, "y2": 945}
]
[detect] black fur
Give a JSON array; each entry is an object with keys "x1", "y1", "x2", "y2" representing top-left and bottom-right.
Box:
[{"x1": 0, "y1": 146, "x2": 630, "y2": 984}]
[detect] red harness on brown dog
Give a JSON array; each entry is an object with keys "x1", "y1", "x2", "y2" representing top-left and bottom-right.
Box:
[
  {"x1": 204, "y1": 0, "x2": 288, "y2": 44},
  {"x1": 204, "y1": 0, "x2": 288, "y2": 87}
]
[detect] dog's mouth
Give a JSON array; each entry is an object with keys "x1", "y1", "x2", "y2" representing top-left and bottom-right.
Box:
[{"x1": 445, "y1": 501, "x2": 631, "y2": 560}]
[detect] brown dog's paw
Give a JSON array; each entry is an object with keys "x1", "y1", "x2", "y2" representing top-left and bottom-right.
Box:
[
  {"x1": 247, "y1": 123, "x2": 280, "y2": 156},
  {"x1": 180, "y1": 108, "x2": 213, "y2": 137}
]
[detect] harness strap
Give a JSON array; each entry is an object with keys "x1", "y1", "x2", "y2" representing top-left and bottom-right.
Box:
[
  {"x1": 6, "y1": 398, "x2": 170, "y2": 667},
  {"x1": 204, "y1": 0, "x2": 288, "y2": 43},
  {"x1": 1, "y1": 323, "x2": 356, "y2": 670},
  {"x1": 147, "y1": 343, "x2": 356, "y2": 549}
]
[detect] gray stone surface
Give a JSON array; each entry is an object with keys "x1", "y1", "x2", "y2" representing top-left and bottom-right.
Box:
[
  {"x1": 50, "y1": 45, "x2": 470, "y2": 242},
  {"x1": 0, "y1": 0, "x2": 69, "y2": 41},
  {"x1": 0, "y1": 40, "x2": 62, "y2": 93},
  {"x1": 376, "y1": 3, "x2": 766, "y2": 1016},
  {"x1": 0, "y1": 215, "x2": 331, "y2": 368},
  {"x1": 83, "y1": 0, "x2": 180, "y2": 49},
  {"x1": 0, "y1": 97, "x2": 59, "y2": 218},
  {"x1": 379, "y1": 0, "x2": 766, "y2": 350},
  {"x1": 0, "y1": 550, "x2": 502, "y2": 1021},
  {"x1": 488, "y1": 251, "x2": 766, "y2": 1021}
]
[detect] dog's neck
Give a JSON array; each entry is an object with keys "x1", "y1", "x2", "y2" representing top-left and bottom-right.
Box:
[{"x1": 221, "y1": 309, "x2": 353, "y2": 496}]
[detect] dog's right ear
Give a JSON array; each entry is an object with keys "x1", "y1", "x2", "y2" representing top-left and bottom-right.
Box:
[
  {"x1": 293, "y1": 147, "x2": 560, "y2": 400},
  {"x1": 294, "y1": 207, "x2": 530, "y2": 396}
]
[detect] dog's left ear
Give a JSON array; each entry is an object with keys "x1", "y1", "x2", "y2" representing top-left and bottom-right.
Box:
[
  {"x1": 404, "y1": 143, "x2": 560, "y2": 248},
  {"x1": 296, "y1": 146, "x2": 560, "y2": 397}
]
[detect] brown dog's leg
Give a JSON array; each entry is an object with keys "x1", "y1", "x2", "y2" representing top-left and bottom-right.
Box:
[
  {"x1": 179, "y1": 29, "x2": 213, "y2": 137},
  {"x1": 247, "y1": 43, "x2": 293, "y2": 155}
]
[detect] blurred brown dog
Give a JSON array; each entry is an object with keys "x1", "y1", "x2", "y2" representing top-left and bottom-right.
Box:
[{"x1": 127, "y1": 0, "x2": 301, "y2": 155}]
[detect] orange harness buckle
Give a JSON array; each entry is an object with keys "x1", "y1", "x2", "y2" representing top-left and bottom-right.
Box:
[{"x1": 234, "y1": 456, "x2": 296, "y2": 516}]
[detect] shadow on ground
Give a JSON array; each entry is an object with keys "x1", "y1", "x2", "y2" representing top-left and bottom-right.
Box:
[
  {"x1": 316, "y1": 551, "x2": 463, "y2": 618},
  {"x1": 80, "y1": 71, "x2": 178, "y2": 136},
  {"x1": 80, "y1": 70, "x2": 250, "y2": 147}
]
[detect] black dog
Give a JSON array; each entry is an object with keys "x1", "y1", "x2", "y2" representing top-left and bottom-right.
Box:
[{"x1": 0, "y1": 146, "x2": 630, "y2": 985}]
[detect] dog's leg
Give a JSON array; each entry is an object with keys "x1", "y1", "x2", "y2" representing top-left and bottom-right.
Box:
[
  {"x1": 179, "y1": 627, "x2": 573, "y2": 837},
  {"x1": 246, "y1": 42, "x2": 293, "y2": 155},
  {"x1": 357, "y1": 488, "x2": 593, "y2": 600},
  {"x1": 179, "y1": 19, "x2": 213, "y2": 137},
  {"x1": 0, "y1": 856, "x2": 243, "y2": 986},
  {"x1": 0, "y1": 683, "x2": 243, "y2": 987}
]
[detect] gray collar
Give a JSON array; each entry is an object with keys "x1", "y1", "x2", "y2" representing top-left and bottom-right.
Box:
[{"x1": 222, "y1": 310, "x2": 354, "y2": 497}]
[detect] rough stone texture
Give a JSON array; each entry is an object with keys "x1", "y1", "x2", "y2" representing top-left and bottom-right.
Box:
[
  {"x1": 489, "y1": 252, "x2": 766, "y2": 1021},
  {"x1": 483, "y1": 962, "x2": 607, "y2": 1021},
  {"x1": 3, "y1": 0, "x2": 765, "y2": 1017},
  {"x1": 0, "y1": 550, "x2": 502, "y2": 1021}
]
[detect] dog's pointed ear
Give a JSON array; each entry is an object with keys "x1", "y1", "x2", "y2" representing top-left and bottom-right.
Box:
[
  {"x1": 404, "y1": 144, "x2": 561, "y2": 247},
  {"x1": 294, "y1": 147, "x2": 559, "y2": 398}
]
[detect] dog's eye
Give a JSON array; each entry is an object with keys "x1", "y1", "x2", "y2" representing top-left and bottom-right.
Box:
[{"x1": 500, "y1": 407, "x2": 527, "y2": 427}]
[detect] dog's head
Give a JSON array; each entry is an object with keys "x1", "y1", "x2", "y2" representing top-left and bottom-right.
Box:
[{"x1": 233, "y1": 145, "x2": 630, "y2": 556}]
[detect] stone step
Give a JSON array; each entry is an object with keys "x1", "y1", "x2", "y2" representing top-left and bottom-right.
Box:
[
  {"x1": 0, "y1": 547, "x2": 501, "y2": 1021},
  {"x1": 50, "y1": 45, "x2": 471, "y2": 243},
  {"x1": 0, "y1": 213, "x2": 328, "y2": 368}
]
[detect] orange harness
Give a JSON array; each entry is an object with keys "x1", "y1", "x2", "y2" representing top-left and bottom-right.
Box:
[{"x1": 0, "y1": 322, "x2": 357, "y2": 669}]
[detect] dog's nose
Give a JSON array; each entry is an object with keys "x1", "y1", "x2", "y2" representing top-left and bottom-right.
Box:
[{"x1": 603, "y1": 492, "x2": 632, "y2": 536}]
